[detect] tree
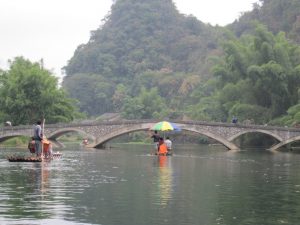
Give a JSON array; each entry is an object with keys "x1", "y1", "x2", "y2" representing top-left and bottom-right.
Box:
[
  {"x1": 189, "y1": 24, "x2": 300, "y2": 124},
  {"x1": 0, "y1": 57, "x2": 82, "y2": 125},
  {"x1": 122, "y1": 87, "x2": 168, "y2": 119}
]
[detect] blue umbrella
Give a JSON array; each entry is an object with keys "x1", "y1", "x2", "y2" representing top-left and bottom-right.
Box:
[{"x1": 150, "y1": 121, "x2": 181, "y2": 131}]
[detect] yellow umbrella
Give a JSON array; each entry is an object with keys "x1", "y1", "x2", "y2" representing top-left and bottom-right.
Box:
[{"x1": 150, "y1": 121, "x2": 181, "y2": 131}]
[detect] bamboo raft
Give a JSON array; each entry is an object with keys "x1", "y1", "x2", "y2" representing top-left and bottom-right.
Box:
[
  {"x1": 8, "y1": 119, "x2": 63, "y2": 163},
  {"x1": 7, "y1": 152, "x2": 62, "y2": 162},
  {"x1": 7, "y1": 156, "x2": 43, "y2": 162}
]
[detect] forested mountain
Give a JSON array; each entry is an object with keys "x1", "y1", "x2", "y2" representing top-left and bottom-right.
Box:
[
  {"x1": 230, "y1": 0, "x2": 300, "y2": 43},
  {"x1": 62, "y1": 0, "x2": 300, "y2": 126},
  {"x1": 63, "y1": 0, "x2": 221, "y2": 117},
  {"x1": 65, "y1": 0, "x2": 218, "y2": 76}
]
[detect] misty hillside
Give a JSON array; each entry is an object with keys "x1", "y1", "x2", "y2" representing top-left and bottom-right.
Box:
[
  {"x1": 63, "y1": 0, "x2": 221, "y2": 116},
  {"x1": 64, "y1": 0, "x2": 219, "y2": 77},
  {"x1": 62, "y1": 0, "x2": 300, "y2": 127},
  {"x1": 230, "y1": 0, "x2": 300, "y2": 42}
]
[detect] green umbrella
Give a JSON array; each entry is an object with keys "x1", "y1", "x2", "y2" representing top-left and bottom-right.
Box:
[{"x1": 150, "y1": 121, "x2": 181, "y2": 131}]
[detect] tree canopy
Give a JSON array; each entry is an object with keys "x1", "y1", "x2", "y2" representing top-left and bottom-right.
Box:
[
  {"x1": 187, "y1": 24, "x2": 300, "y2": 125},
  {"x1": 0, "y1": 57, "x2": 82, "y2": 125},
  {"x1": 61, "y1": 0, "x2": 300, "y2": 126},
  {"x1": 62, "y1": 0, "x2": 219, "y2": 118},
  {"x1": 230, "y1": 0, "x2": 300, "y2": 43}
]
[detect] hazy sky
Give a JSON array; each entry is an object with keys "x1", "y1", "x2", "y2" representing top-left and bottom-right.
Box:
[{"x1": 0, "y1": 0, "x2": 256, "y2": 78}]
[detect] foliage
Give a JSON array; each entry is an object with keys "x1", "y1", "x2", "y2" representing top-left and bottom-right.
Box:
[
  {"x1": 0, "y1": 57, "x2": 82, "y2": 125},
  {"x1": 188, "y1": 24, "x2": 300, "y2": 124},
  {"x1": 121, "y1": 87, "x2": 168, "y2": 119},
  {"x1": 60, "y1": 0, "x2": 300, "y2": 127},
  {"x1": 230, "y1": 0, "x2": 300, "y2": 43},
  {"x1": 270, "y1": 104, "x2": 300, "y2": 126},
  {"x1": 63, "y1": 73, "x2": 116, "y2": 116},
  {"x1": 62, "y1": 0, "x2": 219, "y2": 117},
  {"x1": 0, "y1": 136, "x2": 28, "y2": 147},
  {"x1": 186, "y1": 95, "x2": 226, "y2": 122}
]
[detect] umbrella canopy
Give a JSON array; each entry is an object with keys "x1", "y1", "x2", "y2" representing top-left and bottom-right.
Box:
[{"x1": 150, "y1": 121, "x2": 181, "y2": 131}]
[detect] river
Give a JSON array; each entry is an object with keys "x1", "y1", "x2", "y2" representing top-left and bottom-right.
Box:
[{"x1": 1, "y1": 144, "x2": 300, "y2": 225}]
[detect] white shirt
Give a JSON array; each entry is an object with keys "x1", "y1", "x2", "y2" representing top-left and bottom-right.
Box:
[{"x1": 165, "y1": 139, "x2": 172, "y2": 149}]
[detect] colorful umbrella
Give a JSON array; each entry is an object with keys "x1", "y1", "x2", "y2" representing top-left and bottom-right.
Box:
[{"x1": 150, "y1": 121, "x2": 181, "y2": 131}]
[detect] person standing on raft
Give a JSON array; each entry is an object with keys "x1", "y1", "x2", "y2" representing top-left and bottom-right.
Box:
[{"x1": 33, "y1": 120, "x2": 43, "y2": 157}]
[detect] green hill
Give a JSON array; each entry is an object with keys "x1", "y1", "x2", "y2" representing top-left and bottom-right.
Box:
[
  {"x1": 62, "y1": 0, "x2": 300, "y2": 127},
  {"x1": 63, "y1": 0, "x2": 221, "y2": 117},
  {"x1": 65, "y1": 0, "x2": 218, "y2": 77},
  {"x1": 230, "y1": 0, "x2": 300, "y2": 43}
]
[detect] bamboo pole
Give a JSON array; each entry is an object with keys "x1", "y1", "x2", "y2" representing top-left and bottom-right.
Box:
[{"x1": 41, "y1": 118, "x2": 45, "y2": 159}]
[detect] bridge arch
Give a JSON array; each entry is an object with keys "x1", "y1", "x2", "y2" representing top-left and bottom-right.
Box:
[
  {"x1": 181, "y1": 127, "x2": 239, "y2": 151},
  {"x1": 269, "y1": 135, "x2": 300, "y2": 151},
  {"x1": 93, "y1": 123, "x2": 239, "y2": 150},
  {"x1": 48, "y1": 128, "x2": 96, "y2": 141},
  {"x1": 0, "y1": 133, "x2": 30, "y2": 143},
  {"x1": 228, "y1": 129, "x2": 283, "y2": 142},
  {"x1": 93, "y1": 123, "x2": 151, "y2": 148}
]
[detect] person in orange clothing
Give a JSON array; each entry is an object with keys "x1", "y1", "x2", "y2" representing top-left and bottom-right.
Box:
[{"x1": 157, "y1": 137, "x2": 168, "y2": 156}]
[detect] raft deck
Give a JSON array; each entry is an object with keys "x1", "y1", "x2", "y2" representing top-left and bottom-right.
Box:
[
  {"x1": 7, "y1": 157, "x2": 42, "y2": 162},
  {"x1": 7, "y1": 152, "x2": 62, "y2": 162}
]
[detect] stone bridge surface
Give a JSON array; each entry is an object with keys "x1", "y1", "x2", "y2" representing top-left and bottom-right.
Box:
[{"x1": 1, "y1": 120, "x2": 300, "y2": 151}]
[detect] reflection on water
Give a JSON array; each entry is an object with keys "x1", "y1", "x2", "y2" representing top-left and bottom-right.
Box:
[
  {"x1": 155, "y1": 156, "x2": 173, "y2": 206},
  {"x1": 0, "y1": 154, "x2": 67, "y2": 222},
  {"x1": 1, "y1": 146, "x2": 300, "y2": 225}
]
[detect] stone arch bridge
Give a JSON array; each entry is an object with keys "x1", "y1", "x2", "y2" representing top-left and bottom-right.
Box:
[{"x1": 1, "y1": 120, "x2": 300, "y2": 151}]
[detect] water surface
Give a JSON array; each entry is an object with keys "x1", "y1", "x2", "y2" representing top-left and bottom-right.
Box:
[{"x1": 1, "y1": 145, "x2": 300, "y2": 225}]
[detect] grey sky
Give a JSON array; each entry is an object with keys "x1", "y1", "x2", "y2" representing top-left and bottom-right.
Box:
[{"x1": 0, "y1": 0, "x2": 256, "y2": 78}]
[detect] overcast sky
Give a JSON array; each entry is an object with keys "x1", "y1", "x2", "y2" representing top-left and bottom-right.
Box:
[{"x1": 0, "y1": 0, "x2": 256, "y2": 79}]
